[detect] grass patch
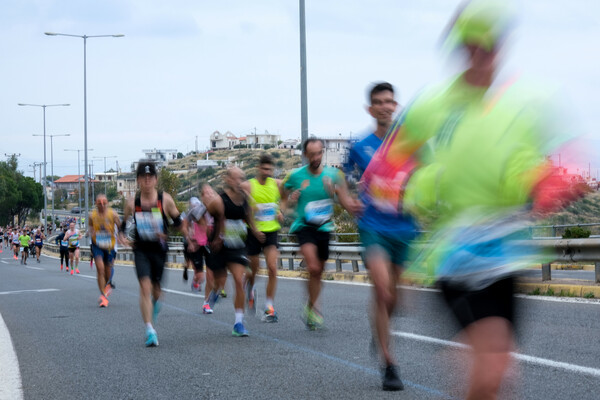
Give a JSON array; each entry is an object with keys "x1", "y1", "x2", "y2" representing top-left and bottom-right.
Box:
[
  {"x1": 529, "y1": 288, "x2": 541, "y2": 295},
  {"x1": 584, "y1": 292, "x2": 595, "y2": 299}
]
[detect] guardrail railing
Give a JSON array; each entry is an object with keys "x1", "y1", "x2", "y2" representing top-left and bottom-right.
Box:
[{"x1": 43, "y1": 237, "x2": 600, "y2": 283}]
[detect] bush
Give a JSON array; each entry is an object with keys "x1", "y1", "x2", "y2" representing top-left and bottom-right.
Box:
[
  {"x1": 563, "y1": 227, "x2": 591, "y2": 239},
  {"x1": 263, "y1": 144, "x2": 272, "y2": 150},
  {"x1": 272, "y1": 152, "x2": 281, "y2": 159}
]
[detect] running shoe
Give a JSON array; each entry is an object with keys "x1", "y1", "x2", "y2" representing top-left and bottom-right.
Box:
[
  {"x1": 70, "y1": 269, "x2": 74, "y2": 275},
  {"x1": 202, "y1": 303, "x2": 213, "y2": 314},
  {"x1": 232, "y1": 322, "x2": 249, "y2": 337},
  {"x1": 98, "y1": 295, "x2": 109, "y2": 308},
  {"x1": 182, "y1": 267, "x2": 188, "y2": 281},
  {"x1": 104, "y1": 284, "x2": 113, "y2": 297},
  {"x1": 261, "y1": 306, "x2": 278, "y2": 323},
  {"x1": 302, "y1": 304, "x2": 324, "y2": 330},
  {"x1": 90, "y1": 259, "x2": 93, "y2": 269},
  {"x1": 145, "y1": 329, "x2": 159, "y2": 347},
  {"x1": 109, "y1": 280, "x2": 116, "y2": 289},
  {"x1": 152, "y1": 299, "x2": 161, "y2": 324},
  {"x1": 20, "y1": 259, "x2": 23, "y2": 265},
  {"x1": 60, "y1": 264, "x2": 63, "y2": 271},
  {"x1": 208, "y1": 290, "x2": 219, "y2": 309},
  {"x1": 220, "y1": 289, "x2": 227, "y2": 298},
  {"x1": 75, "y1": 268, "x2": 80, "y2": 274},
  {"x1": 23, "y1": 261, "x2": 27, "y2": 265},
  {"x1": 191, "y1": 281, "x2": 200, "y2": 293},
  {"x1": 37, "y1": 259, "x2": 40, "y2": 263},
  {"x1": 382, "y1": 365, "x2": 404, "y2": 391}
]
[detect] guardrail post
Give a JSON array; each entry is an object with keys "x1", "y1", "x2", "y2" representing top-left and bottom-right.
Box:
[
  {"x1": 352, "y1": 260, "x2": 359, "y2": 272},
  {"x1": 596, "y1": 262, "x2": 600, "y2": 283},
  {"x1": 288, "y1": 257, "x2": 294, "y2": 271},
  {"x1": 335, "y1": 259, "x2": 342, "y2": 272},
  {"x1": 542, "y1": 263, "x2": 551, "y2": 281},
  {"x1": 277, "y1": 258, "x2": 283, "y2": 270}
]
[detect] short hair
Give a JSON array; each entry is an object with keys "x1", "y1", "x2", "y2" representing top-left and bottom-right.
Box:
[
  {"x1": 259, "y1": 153, "x2": 273, "y2": 165},
  {"x1": 302, "y1": 138, "x2": 323, "y2": 154},
  {"x1": 368, "y1": 82, "x2": 395, "y2": 104}
]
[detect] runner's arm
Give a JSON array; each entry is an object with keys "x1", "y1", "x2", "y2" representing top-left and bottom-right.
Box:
[{"x1": 335, "y1": 172, "x2": 362, "y2": 216}]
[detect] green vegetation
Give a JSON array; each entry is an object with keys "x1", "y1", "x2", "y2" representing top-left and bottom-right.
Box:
[
  {"x1": 0, "y1": 155, "x2": 43, "y2": 225},
  {"x1": 584, "y1": 292, "x2": 595, "y2": 299},
  {"x1": 562, "y1": 227, "x2": 591, "y2": 239}
]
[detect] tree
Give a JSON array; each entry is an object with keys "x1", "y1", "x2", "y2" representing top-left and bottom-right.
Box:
[
  {"x1": 0, "y1": 161, "x2": 19, "y2": 225},
  {"x1": 106, "y1": 183, "x2": 119, "y2": 201},
  {"x1": 177, "y1": 152, "x2": 184, "y2": 159},
  {"x1": 13, "y1": 175, "x2": 43, "y2": 225},
  {"x1": 157, "y1": 168, "x2": 181, "y2": 198}
]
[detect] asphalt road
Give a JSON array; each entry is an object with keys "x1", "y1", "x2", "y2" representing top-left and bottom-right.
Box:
[{"x1": 1, "y1": 252, "x2": 600, "y2": 399}]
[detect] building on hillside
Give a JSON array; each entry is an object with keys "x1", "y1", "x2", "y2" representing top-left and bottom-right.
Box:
[
  {"x1": 117, "y1": 176, "x2": 137, "y2": 199},
  {"x1": 197, "y1": 160, "x2": 219, "y2": 169},
  {"x1": 210, "y1": 131, "x2": 239, "y2": 150},
  {"x1": 246, "y1": 130, "x2": 280, "y2": 148},
  {"x1": 320, "y1": 136, "x2": 353, "y2": 168},
  {"x1": 279, "y1": 138, "x2": 300, "y2": 149},
  {"x1": 94, "y1": 172, "x2": 118, "y2": 183},
  {"x1": 140, "y1": 149, "x2": 178, "y2": 169}
]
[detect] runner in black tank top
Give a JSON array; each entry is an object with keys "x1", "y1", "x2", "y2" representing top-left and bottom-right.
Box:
[
  {"x1": 208, "y1": 167, "x2": 261, "y2": 337},
  {"x1": 120, "y1": 161, "x2": 189, "y2": 348}
]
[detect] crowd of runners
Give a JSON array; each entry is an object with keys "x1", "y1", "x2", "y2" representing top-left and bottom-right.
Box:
[{"x1": 2, "y1": 2, "x2": 586, "y2": 397}]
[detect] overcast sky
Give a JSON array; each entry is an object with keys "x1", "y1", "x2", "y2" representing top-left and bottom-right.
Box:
[{"x1": 2, "y1": 0, "x2": 599, "y2": 178}]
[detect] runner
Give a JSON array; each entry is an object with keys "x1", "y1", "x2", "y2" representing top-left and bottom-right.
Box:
[
  {"x1": 12, "y1": 229, "x2": 20, "y2": 260},
  {"x1": 347, "y1": 82, "x2": 417, "y2": 391},
  {"x1": 88, "y1": 194, "x2": 121, "y2": 308},
  {"x1": 242, "y1": 153, "x2": 285, "y2": 322},
  {"x1": 19, "y1": 229, "x2": 31, "y2": 265},
  {"x1": 207, "y1": 167, "x2": 262, "y2": 336},
  {"x1": 282, "y1": 138, "x2": 361, "y2": 330},
  {"x1": 33, "y1": 226, "x2": 46, "y2": 263},
  {"x1": 55, "y1": 227, "x2": 70, "y2": 272},
  {"x1": 120, "y1": 160, "x2": 188, "y2": 347},
  {"x1": 64, "y1": 222, "x2": 81, "y2": 274},
  {"x1": 198, "y1": 184, "x2": 219, "y2": 315},
  {"x1": 363, "y1": 2, "x2": 582, "y2": 397},
  {"x1": 183, "y1": 196, "x2": 212, "y2": 298}
]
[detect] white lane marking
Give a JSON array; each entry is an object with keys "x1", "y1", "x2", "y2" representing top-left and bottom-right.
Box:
[
  {"x1": 76, "y1": 275, "x2": 95, "y2": 280},
  {"x1": 0, "y1": 289, "x2": 59, "y2": 295},
  {"x1": 24, "y1": 266, "x2": 43, "y2": 271},
  {"x1": 162, "y1": 288, "x2": 204, "y2": 298},
  {"x1": 514, "y1": 294, "x2": 600, "y2": 305},
  {"x1": 1, "y1": 260, "x2": 8, "y2": 264},
  {"x1": 0, "y1": 312, "x2": 23, "y2": 400},
  {"x1": 392, "y1": 331, "x2": 600, "y2": 378}
]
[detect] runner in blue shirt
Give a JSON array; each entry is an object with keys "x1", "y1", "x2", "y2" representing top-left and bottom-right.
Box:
[{"x1": 348, "y1": 82, "x2": 418, "y2": 391}]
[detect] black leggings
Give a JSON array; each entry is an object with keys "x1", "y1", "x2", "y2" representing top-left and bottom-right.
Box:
[{"x1": 60, "y1": 249, "x2": 69, "y2": 267}]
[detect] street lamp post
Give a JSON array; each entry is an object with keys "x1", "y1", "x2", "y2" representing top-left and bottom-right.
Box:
[
  {"x1": 33, "y1": 133, "x2": 70, "y2": 227},
  {"x1": 19, "y1": 103, "x2": 70, "y2": 224},
  {"x1": 45, "y1": 32, "x2": 124, "y2": 230},
  {"x1": 93, "y1": 155, "x2": 117, "y2": 194},
  {"x1": 65, "y1": 148, "x2": 94, "y2": 215}
]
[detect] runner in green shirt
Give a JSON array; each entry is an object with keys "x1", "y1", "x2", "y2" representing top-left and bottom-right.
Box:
[
  {"x1": 283, "y1": 138, "x2": 361, "y2": 329},
  {"x1": 19, "y1": 231, "x2": 31, "y2": 265}
]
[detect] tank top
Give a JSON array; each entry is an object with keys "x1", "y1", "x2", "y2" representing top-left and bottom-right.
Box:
[
  {"x1": 221, "y1": 191, "x2": 248, "y2": 250},
  {"x1": 35, "y1": 233, "x2": 43, "y2": 245},
  {"x1": 133, "y1": 191, "x2": 169, "y2": 252},
  {"x1": 90, "y1": 208, "x2": 117, "y2": 250},
  {"x1": 249, "y1": 177, "x2": 281, "y2": 233}
]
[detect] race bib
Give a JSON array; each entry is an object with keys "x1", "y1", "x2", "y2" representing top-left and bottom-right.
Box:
[
  {"x1": 68, "y1": 234, "x2": 79, "y2": 247},
  {"x1": 224, "y1": 219, "x2": 247, "y2": 249},
  {"x1": 95, "y1": 230, "x2": 112, "y2": 249},
  {"x1": 35, "y1": 238, "x2": 42, "y2": 243},
  {"x1": 255, "y1": 203, "x2": 277, "y2": 222},
  {"x1": 135, "y1": 209, "x2": 164, "y2": 241},
  {"x1": 61, "y1": 240, "x2": 69, "y2": 247},
  {"x1": 305, "y1": 199, "x2": 333, "y2": 226}
]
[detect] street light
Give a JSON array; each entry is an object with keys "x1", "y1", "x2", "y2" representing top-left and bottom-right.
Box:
[
  {"x1": 45, "y1": 31, "x2": 124, "y2": 230},
  {"x1": 93, "y1": 155, "x2": 117, "y2": 194},
  {"x1": 34, "y1": 133, "x2": 70, "y2": 225},
  {"x1": 19, "y1": 103, "x2": 70, "y2": 224},
  {"x1": 64, "y1": 148, "x2": 94, "y2": 215}
]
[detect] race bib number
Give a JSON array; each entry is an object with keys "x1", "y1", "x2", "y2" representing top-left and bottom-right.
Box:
[
  {"x1": 95, "y1": 230, "x2": 112, "y2": 249},
  {"x1": 224, "y1": 219, "x2": 247, "y2": 249},
  {"x1": 35, "y1": 238, "x2": 42, "y2": 243},
  {"x1": 135, "y1": 209, "x2": 164, "y2": 241},
  {"x1": 69, "y1": 234, "x2": 79, "y2": 247},
  {"x1": 255, "y1": 203, "x2": 277, "y2": 222},
  {"x1": 61, "y1": 240, "x2": 69, "y2": 247},
  {"x1": 305, "y1": 199, "x2": 333, "y2": 226}
]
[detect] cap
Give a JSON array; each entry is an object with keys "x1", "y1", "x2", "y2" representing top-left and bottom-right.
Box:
[
  {"x1": 136, "y1": 160, "x2": 157, "y2": 177},
  {"x1": 443, "y1": 0, "x2": 514, "y2": 52}
]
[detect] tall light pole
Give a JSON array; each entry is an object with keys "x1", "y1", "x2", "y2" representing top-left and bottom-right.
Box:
[
  {"x1": 65, "y1": 148, "x2": 94, "y2": 214},
  {"x1": 94, "y1": 156, "x2": 117, "y2": 194},
  {"x1": 35, "y1": 133, "x2": 70, "y2": 225},
  {"x1": 299, "y1": 0, "x2": 308, "y2": 164},
  {"x1": 45, "y1": 32, "x2": 124, "y2": 230},
  {"x1": 19, "y1": 103, "x2": 70, "y2": 223}
]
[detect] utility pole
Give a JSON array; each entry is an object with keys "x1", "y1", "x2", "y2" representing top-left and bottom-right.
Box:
[
  {"x1": 195, "y1": 136, "x2": 198, "y2": 154},
  {"x1": 299, "y1": 0, "x2": 308, "y2": 164}
]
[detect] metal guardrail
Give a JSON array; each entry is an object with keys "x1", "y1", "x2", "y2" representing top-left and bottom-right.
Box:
[{"x1": 43, "y1": 237, "x2": 600, "y2": 283}]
